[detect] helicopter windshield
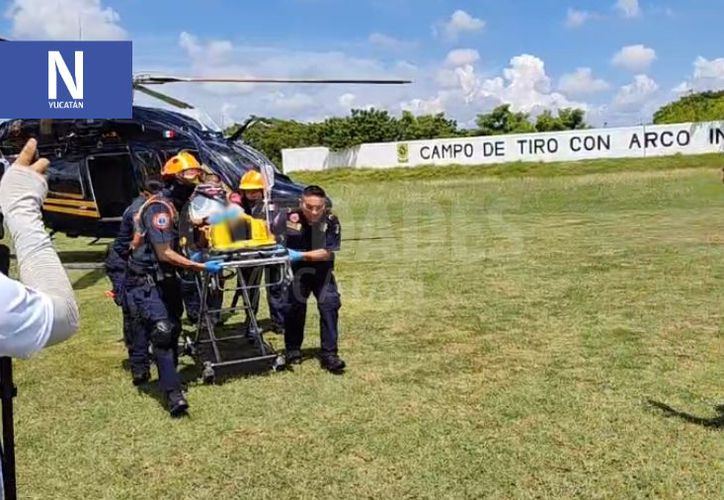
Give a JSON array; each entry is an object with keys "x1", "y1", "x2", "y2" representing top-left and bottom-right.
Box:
[
  {"x1": 230, "y1": 141, "x2": 282, "y2": 175},
  {"x1": 178, "y1": 108, "x2": 222, "y2": 133}
]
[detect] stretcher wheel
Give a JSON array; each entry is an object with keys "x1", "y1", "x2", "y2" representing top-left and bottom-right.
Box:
[
  {"x1": 182, "y1": 338, "x2": 197, "y2": 357},
  {"x1": 202, "y1": 365, "x2": 216, "y2": 384},
  {"x1": 272, "y1": 355, "x2": 286, "y2": 372}
]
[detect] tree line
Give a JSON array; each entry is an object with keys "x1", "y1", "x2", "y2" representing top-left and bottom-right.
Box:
[
  {"x1": 226, "y1": 105, "x2": 588, "y2": 166},
  {"x1": 227, "y1": 90, "x2": 724, "y2": 167}
]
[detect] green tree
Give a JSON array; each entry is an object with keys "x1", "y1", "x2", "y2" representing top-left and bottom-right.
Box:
[
  {"x1": 653, "y1": 90, "x2": 724, "y2": 124},
  {"x1": 316, "y1": 117, "x2": 357, "y2": 151},
  {"x1": 475, "y1": 105, "x2": 535, "y2": 135},
  {"x1": 557, "y1": 108, "x2": 587, "y2": 130},
  {"x1": 534, "y1": 110, "x2": 565, "y2": 132},
  {"x1": 398, "y1": 111, "x2": 459, "y2": 140},
  {"x1": 535, "y1": 108, "x2": 588, "y2": 132}
]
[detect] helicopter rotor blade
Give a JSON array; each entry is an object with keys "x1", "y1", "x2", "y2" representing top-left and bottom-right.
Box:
[
  {"x1": 133, "y1": 84, "x2": 195, "y2": 110},
  {"x1": 134, "y1": 75, "x2": 412, "y2": 85}
]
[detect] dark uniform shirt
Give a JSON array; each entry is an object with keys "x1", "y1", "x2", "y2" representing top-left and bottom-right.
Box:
[
  {"x1": 111, "y1": 195, "x2": 146, "y2": 260},
  {"x1": 277, "y1": 208, "x2": 341, "y2": 269},
  {"x1": 129, "y1": 190, "x2": 179, "y2": 274},
  {"x1": 242, "y1": 198, "x2": 265, "y2": 220}
]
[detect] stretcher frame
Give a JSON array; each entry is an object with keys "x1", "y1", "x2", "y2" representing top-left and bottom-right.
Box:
[{"x1": 183, "y1": 244, "x2": 290, "y2": 383}]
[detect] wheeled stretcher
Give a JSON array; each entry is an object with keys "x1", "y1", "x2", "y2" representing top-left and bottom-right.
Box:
[
  {"x1": 184, "y1": 244, "x2": 290, "y2": 383},
  {"x1": 178, "y1": 188, "x2": 290, "y2": 383}
]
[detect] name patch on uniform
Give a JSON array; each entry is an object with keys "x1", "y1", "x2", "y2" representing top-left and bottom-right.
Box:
[{"x1": 153, "y1": 212, "x2": 171, "y2": 230}]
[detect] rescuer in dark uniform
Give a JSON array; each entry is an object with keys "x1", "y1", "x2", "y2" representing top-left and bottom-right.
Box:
[
  {"x1": 125, "y1": 151, "x2": 223, "y2": 417},
  {"x1": 231, "y1": 169, "x2": 287, "y2": 335},
  {"x1": 278, "y1": 185, "x2": 345, "y2": 373},
  {"x1": 104, "y1": 178, "x2": 163, "y2": 386}
]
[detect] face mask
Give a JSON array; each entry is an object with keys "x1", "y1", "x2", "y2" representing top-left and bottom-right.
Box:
[{"x1": 168, "y1": 183, "x2": 195, "y2": 208}]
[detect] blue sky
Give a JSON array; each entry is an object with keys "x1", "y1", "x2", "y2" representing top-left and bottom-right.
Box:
[{"x1": 1, "y1": 0, "x2": 723, "y2": 128}]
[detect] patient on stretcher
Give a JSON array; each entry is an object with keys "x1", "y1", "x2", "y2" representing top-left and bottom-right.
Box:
[{"x1": 180, "y1": 183, "x2": 277, "y2": 256}]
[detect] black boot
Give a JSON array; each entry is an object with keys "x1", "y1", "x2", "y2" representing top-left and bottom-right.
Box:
[
  {"x1": 320, "y1": 354, "x2": 346, "y2": 373},
  {"x1": 285, "y1": 349, "x2": 302, "y2": 365},
  {"x1": 131, "y1": 369, "x2": 150, "y2": 386},
  {"x1": 167, "y1": 390, "x2": 189, "y2": 417}
]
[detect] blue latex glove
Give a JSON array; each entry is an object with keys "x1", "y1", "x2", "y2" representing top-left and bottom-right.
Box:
[
  {"x1": 189, "y1": 251, "x2": 203, "y2": 262},
  {"x1": 204, "y1": 260, "x2": 224, "y2": 273},
  {"x1": 287, "y1": 249, "x2": 304, "y2": 262}
]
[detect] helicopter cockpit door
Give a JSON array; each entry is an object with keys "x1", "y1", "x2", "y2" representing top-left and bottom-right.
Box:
[{"x1": 87, "y1": 152, "x2": 138, "y2": 220}]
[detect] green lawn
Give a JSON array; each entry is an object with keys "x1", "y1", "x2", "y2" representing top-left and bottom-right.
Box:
[{"x1": 5, "y1": 155, "x2": 724, "y2": 498}]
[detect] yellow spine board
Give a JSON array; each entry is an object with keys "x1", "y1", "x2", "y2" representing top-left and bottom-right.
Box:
[{"x1": 209, "y1": 213, "x2": 276, "y2": 252}]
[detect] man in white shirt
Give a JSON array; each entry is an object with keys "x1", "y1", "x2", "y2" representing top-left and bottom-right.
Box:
[
  {"x1": 0, "y1": 136, "x2": 79, "y2": 500},
  {"x1": 0, "y1": 137, "x2": 79, "y2": 355}
]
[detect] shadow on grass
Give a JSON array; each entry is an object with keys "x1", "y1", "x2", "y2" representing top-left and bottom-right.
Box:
[
  {"x1": 647, "y1": 399, "x2": 724, "y2": 429},
  {"x1": 185, "y1": 320, "x2": 285, "y2": 384},
  {"x1": 57, "y1": 250, "x2": 107, "y2": 263},
  {"x1": 135, "y1": 365, "x2": 201, "y2": 414},
  {"x1": 72, "y1": 268, "x2": 107, "y2": 290}
]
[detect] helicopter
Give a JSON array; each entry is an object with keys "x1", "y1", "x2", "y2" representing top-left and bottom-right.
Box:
[{"x1": 0, "y1": 73, "x2": 410, "y2": 239}]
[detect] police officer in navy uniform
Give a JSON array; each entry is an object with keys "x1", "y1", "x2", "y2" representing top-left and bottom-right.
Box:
[
  {"x1": 104, "y1": 179, "x2": 163, "y2": 386},
  {"x1": 279, "y1": 185, "x2": 345, "y2": 373},
  {"x1": 125, "y1": 151, "x2": 223, "y2": 416}
]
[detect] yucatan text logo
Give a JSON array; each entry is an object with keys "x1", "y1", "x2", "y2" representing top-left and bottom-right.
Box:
[{"x1": 0, "y1": 41, "x2": 132, "y2": 119}]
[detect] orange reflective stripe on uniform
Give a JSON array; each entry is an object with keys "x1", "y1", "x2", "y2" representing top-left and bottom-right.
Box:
[{"x1": 130, "y1": 196, "x2": 178, "y2": 250}]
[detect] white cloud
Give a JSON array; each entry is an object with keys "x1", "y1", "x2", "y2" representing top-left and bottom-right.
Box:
[
  {"x1": 445, "y1": 49, "x2": 480, "y2": 67},
  {"x1": 453, "y1": 54, "x2": 588, "y2": 114},
  {"x1": 673, "y1": 56, "x2": 724, "y2": 93},
  {"x1": 558, "y1": 68, "x2": 610, "y2": 95},
  {"x1": 612, "y1": 74, "x2": 658, "y2": 112},
  {"x1": 615, "y1": 0, "x2": 641, "y2": 18},
  {"x1": 402, "y1": 54, "x2": 592, "y2": 127},
  {"x1": 612, "y1": 44, "x2": 656, "y2": 72},
  {"x1": 368, "y1": 32, "x2": 416, "y2": 51},
  {"x1": 132, "y1": 32, "x2": 422, "y2": 125},
  {"x1": 179, "y1": 32, "x2": 233, "y2": 65},
  {"x1": 5, "y1": 0, "x2": 126, "y2": 40},
  {"x1": 435, "y1": 68, "x2": 462, "y2": 88},
  {"x1": 264, "y1": 92, "x2": 317, "y2": 112},
  {"x1": 338, "y1": 93, "x2": 356, "y2": 108},
  {"x1": 434, "y1": 10, "x2": 485, "y2": 41},
  {"x1": 565, "y1": 8, "x2": 594, "y2": 28},
  {"x1": 400, "y1": 95, "x2": 447, "y2": 115},
  {"x1": 141, "y1": 32, "x2": 648, "y2": 131}
]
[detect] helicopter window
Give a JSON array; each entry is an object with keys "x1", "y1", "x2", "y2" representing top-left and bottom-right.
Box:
[
  {"x1": 47, "y1": 160, "x2": 84, "y2": 198},
  {"x1": 87, "y1": 153, "x2": 138, "y2": 218},
  {"x1": 132, "y1": 150, "x2": 162, "y2": 179}
]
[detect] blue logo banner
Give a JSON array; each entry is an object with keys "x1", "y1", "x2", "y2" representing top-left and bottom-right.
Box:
[{"x1": 0, "y1": 41, "x2": 132, "y2": 119}]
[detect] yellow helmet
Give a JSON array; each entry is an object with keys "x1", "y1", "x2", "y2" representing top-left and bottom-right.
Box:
[
  {"x1": 161, "y1": 151, "x2": 202, "y2": 178},
  {"x1": 239, "y1": 170, "x2": 264, "y2": 191}
]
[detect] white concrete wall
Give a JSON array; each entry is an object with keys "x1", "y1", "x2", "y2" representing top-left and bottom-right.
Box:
[{"x1": 282, "y1": 121, "x2": 724, "y2": 172}]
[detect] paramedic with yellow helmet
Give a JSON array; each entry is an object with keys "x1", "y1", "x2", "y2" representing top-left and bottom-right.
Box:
[{"x1": 230, "y1": 169, "x2": 287, "y2": 335}]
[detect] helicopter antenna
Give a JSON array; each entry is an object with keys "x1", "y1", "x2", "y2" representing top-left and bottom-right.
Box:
[{"x1": 227, "y1": 116, "x2": 271, "y2": 142}]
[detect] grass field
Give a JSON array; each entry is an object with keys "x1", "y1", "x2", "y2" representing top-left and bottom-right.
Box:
[{"x1": 4, "y1": 154, "x2": 724, "y2": 498}]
